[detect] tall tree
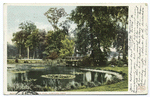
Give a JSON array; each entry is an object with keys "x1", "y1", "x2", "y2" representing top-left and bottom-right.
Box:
[
  {"x1": 38, "y1": 29, "x2": 47, "y2": 59},
  {"x1": 70, "y1": 6, "x2": 117, "y2": 65},
  {"x1": 109, "y1": 7, "x2": 128, "y2": 60},
  {"x1": 7, "y1": 42, "x2": 18, "y2": 59},
  {"x1": 59, "y1": 36, "x2": 75, "y2": 58},
  {"x1": 43, "y1": 29, "x2": 66, "y2": 57},
  {"x1": 12, "y1": 21, "x2": 37, "y2": 59},
  {"x1": 25, "y1": 29, "x2": 40, "y2": 59},
  {"x1": 44, "y1": 8, "x2": 67, "y2": 31},
  {"x1": 12, "y1": 30, "x2": 26, "y2": 58}
]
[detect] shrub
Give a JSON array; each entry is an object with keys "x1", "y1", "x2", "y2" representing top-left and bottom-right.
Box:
[
  {"x1": 78, "y1": 85, "x2": 86, "y2": 89},
  {"x1": 15, "y1": 59, "x2": 18, "y2": 63},
  {"x1": 43, "y1": 86, "x2": 53, "y2": 91},
  {"x1": 117, "y1": 59, "x2": 124, "y2": 67},
  {"x1": 94, "y1": 81, "x2": 101, "y2": 86},
  {"x1": 80, "y1": 56, "x2": 93, "y2": 66},
  {"x1": 74, "y1": 82, "x2": 81, "y2": 88},
  {"x1": 81, "y1": 82, "x2": 87, "y2": 86},
  {"x1": 65, "y1": 82, "x2": 81, "y2": 90},
  {"x1": 109, "y1": 57, "x2": 117, "y2": 65},
  {"x1": 87, "y1": 82, "x2": 96, "y2": 87},
  {"x1": 70, "y1": 85, "x2": 76, "y2": 89},
  {"x1": 24, "y1": 60, "x2": 28, "y2": 63},
  {"x1": 7, "y1": 83, "x2": 31, "y2": 91},
  {"x1": 57, "y1": 86, "x2": 62, "y2": 91},
  {"x1": 105, "y1": 76, "x2": 121, "y2": 85}
]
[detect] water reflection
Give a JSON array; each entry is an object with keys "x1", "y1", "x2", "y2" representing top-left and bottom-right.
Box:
[{"x1": 7, "y1": 65, "x2": 111, "y2": 91}]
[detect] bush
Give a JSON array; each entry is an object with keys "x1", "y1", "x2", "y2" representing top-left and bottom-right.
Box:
[
  {"x1": 74, "y1": 82, "x2": 81, "y2": 88},
  {"x1": 106, "y1": 76, "x2": 121, "y2": 85},
  {"x1": 109, "y1": 57, "x2": 117, "y2": 65},
  {"x1": 43, "y1": 86, "x2": 53, "y2": 91},
  {"x1": 78, "y1": 85, "x2": 86, "y2": 89},
  {"x1": 7, "y1": 83, "x2": 31, "y2": 91},
  {"x1": 65, "y1": 82, "x2": 81, "y2": 90},
  {"x1": 80, "y1": 56, "x2": 93, "y2": 66},
  {"x1": 117, "y1": 59, "x2": 124, "y2": 67},
  {"x1": 87, "y1": 82, "x2": 96, "y2": 87},
  {"x1": 81, "y1": 82, "x2": 88, "y2": 86},
  {"x1": 94, "y1": 81, "x2": 101, "y2": 86},
  {"x1": 15, "y1": 59, "x2": 18, "y2": 63},
  {"x1": 24, "y1": 60, "x2": 28, "y2": 63}
]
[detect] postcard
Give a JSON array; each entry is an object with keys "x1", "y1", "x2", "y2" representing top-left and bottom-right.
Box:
[{"x1": 3, "y1": 3, "x2": 148, "y2": 95}]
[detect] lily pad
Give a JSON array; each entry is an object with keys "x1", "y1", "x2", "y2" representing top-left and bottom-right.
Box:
[
  {"x1": 70, "y1": 72, "x2": 84, "y2": 75},
  {"x1": 11, "y1": 70, "x2": 27, "y2": 73},
  {"x1": 24, "y1": 79, "x2": 37, "y2": 82},
  {"x1": 31, "y1": 67, "x2": 46, "y2": 69},
  {"x1": 41, "y1": 74, "x2": 76, "y2": 79}
]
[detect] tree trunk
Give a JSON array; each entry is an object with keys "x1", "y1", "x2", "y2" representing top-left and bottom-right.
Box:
[
  {"x1": 19, "y1": 46, "x2": 21, "y2": 59},
  {"x1": 27, "y1": 47, "x2": 29, "y2": 59},
  {"x1": 89, "y1": 7, "x2": 94, "y2": 61},
  {"x1": 123, "y1": 38, "x2": 126, "y2": 60},
  {"x1": 33, "y1": 50, "x2": 35, "y2": 59},
  {"x1": 118, "y1": 51, "x2": 120, "y2": 60},
  {"x1": 123, "y1": 17, "x2": 127, "y2": 60}
]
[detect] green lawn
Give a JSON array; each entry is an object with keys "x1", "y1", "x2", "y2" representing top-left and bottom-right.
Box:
[{"x1": 70, "y1": 66, "x2": 128, "y2": 91}]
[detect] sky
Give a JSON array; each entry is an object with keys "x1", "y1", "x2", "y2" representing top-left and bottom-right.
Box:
[{"x1": 7, "y1": 6, "x2": 77, "y2": 44}]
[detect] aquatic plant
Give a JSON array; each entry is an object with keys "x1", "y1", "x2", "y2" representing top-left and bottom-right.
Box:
[
  {"x1": 31, "y1": 67, "x2": 46, "y2": 70},
  {"x1": 41, "y1": 74, "x2": 76, "y2": 79},
  {"x1": 43, "y1": 86, "x2": 53, "y2": 91},
  {"x1": 94, "y1": 81, "x2": 101, "y2": 86},
  {"x1": 65, "y1": 82, "x2": 81, "y2": 90},
  {"x1": 7, "y1": 83, "x2": 31, "y2": 91},
  {"x1": 24, "y1": 79, "x2": 37, "y2": 82},
  {"x1": 105, "y1": 74, "x2": 113, "y2": 83},
  {"x1": 70, "y1": 72, "x2": 84, "y2": 75},
  {"x1": 105, "y1": 75, "x2": 121, "y2": 85},
  {"x1": 65, "y1": 82, "x2": 76, "y2": 90},
  {"x1": 87, "y1": 82, "x2": 96, "y2": 87},
  {"x1": 81, "y1": 82, "x2": 88, "y2": 86},
  {"x1": 78, "y1": 85, "x2": 86, "y2": 89},
  {"x1": 11, "y1": 70, "x2": 27, "y2": 73},
  {"x1": 74, "y1": 82, "x2": 81, "y2": 88}
]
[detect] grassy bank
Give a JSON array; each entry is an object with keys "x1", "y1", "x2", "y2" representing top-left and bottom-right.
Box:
[
  {"x1": 70, "y1": 66, "x2": 128, "y2": 91},
  {"x1": 7, "y1": 59, "x2": 44, "y2": 64}
]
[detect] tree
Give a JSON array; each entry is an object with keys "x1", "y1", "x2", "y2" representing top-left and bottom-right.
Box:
[
  {"x1": 43, "y1": 29, "x2": 66, "y2": 58},
  {"x1": 38, "y1": 29, "x2": 47, "y2": 59},
  {"x1": 70, "y1": 6, "x2": 117, "y2": 66},
  {"x1": 12, "y1": 30, "x2": 26, "y2": 58},
  {"x1": 7, "y1": 42, "x2": 18, "y2": 59},
  {"x1": 74, "y1": 27, "x2": 91, "y2": 56},
  {"x1": 25, "y1": 29, "x2": 40, "y2": 59},
  {"x1": 59, "y1": 20, "x2": 72, "y2": 35},
  {"x1": 113, "y1": 25, "x2": 128, "y2": 60},
  {"x1": 12, "y1": 21, "x2": 37, "y2": 59},
  {"x1": 19, "y1": 21, "x2": 36, "y2": 34},
  {"x1": 59, "y1": 36, "x2": 75, "y2": 58},
  {"x1": 44, "y1": 8, "x2": 67, "y2": 31},
  {"x1": 109, "y1": 7, "x2": 128, "y2": 60}
]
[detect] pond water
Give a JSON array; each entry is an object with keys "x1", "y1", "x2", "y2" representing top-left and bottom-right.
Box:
[{"x1": 7, "y1": 64, "x2": 114, "y2": 91}]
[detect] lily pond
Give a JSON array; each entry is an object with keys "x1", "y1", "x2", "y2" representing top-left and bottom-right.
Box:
[{"x1": 7, "y1": 64, "x2": 121, "y2": 91}]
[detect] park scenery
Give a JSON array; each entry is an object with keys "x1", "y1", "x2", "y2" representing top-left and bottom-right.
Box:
[{"x1": 7, "y1": 6, "x2": 128, "y2": 92}]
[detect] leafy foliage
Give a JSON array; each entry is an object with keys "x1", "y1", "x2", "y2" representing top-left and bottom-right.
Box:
[
  {"x1": 70, "y1": 6, "x2": 125, "y2": 66},
  {"x1": 44, "y1": 8, "x2": 68, "y2": 31},
  {"x1": 59, "y1": 36, "x2": 75, "y2": 58},
  {"x1": 48, "y1": 52, "x2": 58, "y2": 60}
]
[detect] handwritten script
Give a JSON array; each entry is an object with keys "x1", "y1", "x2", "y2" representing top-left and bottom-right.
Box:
[{"x1": 129, "y1": 4, "x2": 148, "y2": 94}]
